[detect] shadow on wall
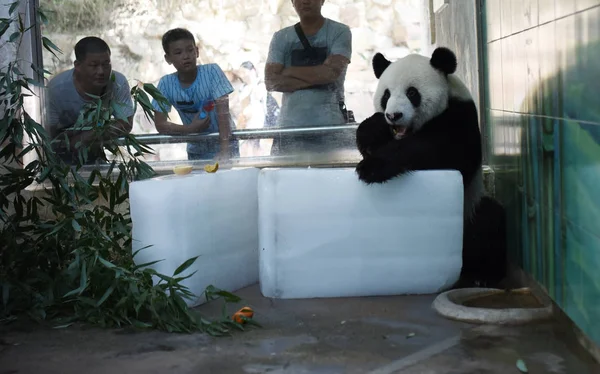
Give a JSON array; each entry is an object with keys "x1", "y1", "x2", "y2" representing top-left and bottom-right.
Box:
[{"x1": 517, "y1": 40, "x2": 600, "y2": 345}]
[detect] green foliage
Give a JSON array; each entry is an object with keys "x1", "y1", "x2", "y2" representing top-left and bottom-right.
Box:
[{"x1": 0, "y1": 1, "x2": 255, "y2": 335}]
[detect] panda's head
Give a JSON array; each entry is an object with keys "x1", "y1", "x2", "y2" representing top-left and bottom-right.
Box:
[{"x1": 372, "y1": 47, "x2": 458, "y2": 139}]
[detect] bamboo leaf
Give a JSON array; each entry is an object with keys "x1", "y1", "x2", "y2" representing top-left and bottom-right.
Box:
[
  {"x1": 96, "y1": 284, "x2": 116, "y2": 307},
  {"x1": 2, "y1": 284, "x2": 9, "y2": 307},
  {"x1": 71, "y1": 219, "x2": 81, "y2": 232},
  {"x1": 173, "y1": 256, "x2": 199, "y2": 276},
  {"x1": 8, "y1": 31, "x2": 20, "y2": 43},
  {"x1": 97, "y1": 257, "x2": 116, "y2": 269},
  {"x1": 41, "y1": 36, "x2": 62, "y2": 58},
  {"x1": 8, "y1": 1, "x2": 19, "y2": 15},
  {"x1": 37, "y1": 9, "x2": 48, "y2": 25},
  {"x1": 0, "y1": 21, "x2": 11, "y2": 39}
]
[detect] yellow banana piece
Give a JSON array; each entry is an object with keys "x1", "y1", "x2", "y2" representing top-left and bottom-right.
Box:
[
  {"x1": 204, "y1": 162, "x2": 219, "y2": 173},
  {"x1": 173, "y1": 165, "x2": 193, "y2": 175}
]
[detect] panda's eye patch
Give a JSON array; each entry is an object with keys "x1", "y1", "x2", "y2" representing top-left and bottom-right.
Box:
[
  {"x1": 406, "y1": 86, "x2": 421, "y2": 107},
  {"x1": 381, "y1": 89, "x2": 391, "y2": 110}
]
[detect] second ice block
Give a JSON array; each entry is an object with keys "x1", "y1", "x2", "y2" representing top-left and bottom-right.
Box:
[{"x1": 258, "y1": 168, "x2": 464, "y2": 299}]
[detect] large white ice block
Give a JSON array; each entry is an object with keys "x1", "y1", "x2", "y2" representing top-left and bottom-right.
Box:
[
  {"x1": 130, "y1": 167, "x2": 260, "y2": 307},
  {"x1": 258, "y1": 168, "x2": 464, "y2": 299}
]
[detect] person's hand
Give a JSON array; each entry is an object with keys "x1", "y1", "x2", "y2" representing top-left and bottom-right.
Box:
[{"x1": 189, "y1": 112, "x2": 210, "y2": 133}]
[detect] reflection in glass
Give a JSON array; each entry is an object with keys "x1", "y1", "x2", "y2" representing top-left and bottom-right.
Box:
[{"x1": 40, "y1": 0, "x2": 426, "y2": 165}]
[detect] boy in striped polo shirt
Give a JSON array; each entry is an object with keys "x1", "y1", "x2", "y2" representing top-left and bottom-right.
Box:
[{"x1": 152, "y1": 28, "x2": 237, "y2": 160}]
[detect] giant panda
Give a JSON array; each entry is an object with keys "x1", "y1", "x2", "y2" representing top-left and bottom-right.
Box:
[{"x1": 355, "y1": 46, "x2": 507, "y2": 289}]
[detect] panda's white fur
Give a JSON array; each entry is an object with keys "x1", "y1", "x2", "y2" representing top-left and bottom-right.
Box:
[{"x1": 373, "y1": 54, "x2": 450, "y2": 132}]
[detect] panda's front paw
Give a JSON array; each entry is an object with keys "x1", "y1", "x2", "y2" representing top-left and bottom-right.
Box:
[
  {"x1": 356, "y1": 157, "x2": 396, "y2": 184},
  {"x1": 356, "y1": 113, "x2": 393, "y2": 157}
]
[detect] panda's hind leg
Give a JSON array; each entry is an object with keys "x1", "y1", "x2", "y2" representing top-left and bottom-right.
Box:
[{"x1": 457, "y1": 196, "x2": 508, "y2": 289}]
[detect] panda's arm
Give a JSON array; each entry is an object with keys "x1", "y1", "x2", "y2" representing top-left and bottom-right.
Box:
[
  {"x1": 356, "y1": 134, "x2": 462, "y2": 184},
  {"x1": 265, "y1": 63, "x2": 314, "y2": 93}
]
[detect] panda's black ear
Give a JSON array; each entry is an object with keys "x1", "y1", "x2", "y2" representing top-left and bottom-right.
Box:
[
  {"x1": 430, "y1": 47, "x2": 457, "y2": 75},
  {"x1": 372, "y1": 53, "x2": 391, "y2": 79}
]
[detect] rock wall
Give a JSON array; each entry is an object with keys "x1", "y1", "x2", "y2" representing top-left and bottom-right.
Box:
[{"x1": 40, "y1": 0, "x2": 425, "y2": 160}]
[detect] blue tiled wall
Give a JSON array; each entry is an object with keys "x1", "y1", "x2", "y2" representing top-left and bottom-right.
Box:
[{"x1": 482, "y1": 0, "x2": 600, "y2": 345}]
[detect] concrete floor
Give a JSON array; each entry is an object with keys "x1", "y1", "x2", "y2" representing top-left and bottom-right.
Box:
[{"x1": 1, "y1": 284, "x2": 599, "y2": 374}]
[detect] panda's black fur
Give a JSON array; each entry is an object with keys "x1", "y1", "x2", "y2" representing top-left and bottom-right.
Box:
[{"x1": 355, "y1": 47, "x2": 508, "y2": 289}]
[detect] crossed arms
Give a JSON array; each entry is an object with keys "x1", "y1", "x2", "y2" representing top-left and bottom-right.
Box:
[
  {"x1": 264, "y1": 25, "x2": 352, "y2": 93},
  {"x1": 265, "y1": 54, "x2": 350, "y2": 93}
]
